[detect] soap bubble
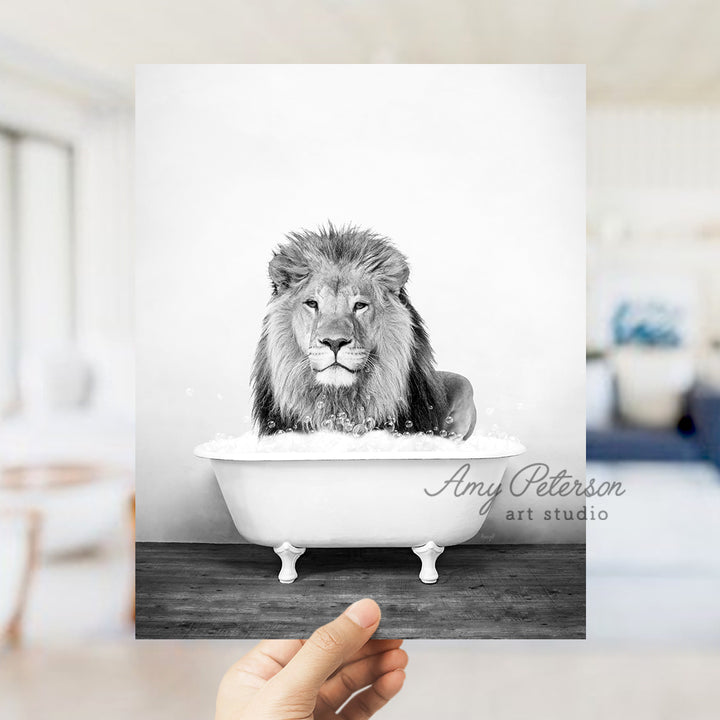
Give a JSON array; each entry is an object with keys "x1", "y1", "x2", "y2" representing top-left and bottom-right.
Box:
[
  {"x1": 427, "y1": 404, "x2": 434, "y2": 410},
  {"x1": 267, "y1": 420, "x2": 276, "y2": 429},
  {"x1": 364, "y1": 417, "x2": 376, "y2": 432},
  {"x1": 321, "y1": 419, "x2": 334, "y2": 430},
  {"x1": 445, "y1": 416, "x2": 453, "y2": 425},
  {"x1": 198, "y1": 427, "x2": 525, "y2": 460},
  {"x1": 440, "y1": 430, "x2": 448, "y2": 437},
  {"x1": 405, "y1": 420, "x2": 413, "y2": 429}
]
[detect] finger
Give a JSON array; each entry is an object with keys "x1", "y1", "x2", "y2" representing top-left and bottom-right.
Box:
[
  {"x1": 268, "y1": 598, "x2": 381, "y2": 699},
  {"x1": 318, "y1": 648, "x2": 408, "y2": 712},
  {"x1": 225, "y1": 640, "x2": 303, "y2": 687},
  {"x1": 252, "y1": 639, "x2": 305, "y2": 669},
  {"x1": 216, "y1": 640, "x2": 304, "y2": 720},
  {"x1": 339, "y1": 669, "x2": 406, "y2": 720},
  {"x1": 329, "y1": 638, "x2": 404, "y2": 675}
]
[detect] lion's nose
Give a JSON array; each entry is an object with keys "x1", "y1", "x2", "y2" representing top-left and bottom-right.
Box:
[{"x1": 320, "y1": 337, "x2": 351, "y2": 355}]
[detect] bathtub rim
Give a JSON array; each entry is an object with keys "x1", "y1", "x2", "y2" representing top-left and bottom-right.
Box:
[{"x1": 194, "y1": 440, "x2": 526, "y2": 463}]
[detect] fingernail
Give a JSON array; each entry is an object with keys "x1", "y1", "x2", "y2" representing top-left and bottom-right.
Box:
[{"x1": 344, "y1": 598, "x2": 380, "y2": 628}]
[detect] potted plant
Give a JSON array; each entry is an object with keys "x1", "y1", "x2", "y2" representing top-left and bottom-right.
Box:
[{"x1": 611, "y1": 300, "x2": 694, "y2": 428}]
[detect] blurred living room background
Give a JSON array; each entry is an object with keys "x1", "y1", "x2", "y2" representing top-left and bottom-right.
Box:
[
  {"x1": 586, "y1": 104, "x2": 720, "y2": 642},
  {"x1": 1, "y1": 1, "x2": 719, "y2": 719}
]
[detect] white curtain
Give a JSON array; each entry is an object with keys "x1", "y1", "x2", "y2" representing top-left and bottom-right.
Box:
[
  {"x1": 74, "y1": 110, "x2": 134, "y2": 418},
  {"x1": 16, "y1": 138, "x2": 74, "y2": 355},
  {"x1": 0, "y1": 132, "x2": 74, "y2": 416}
]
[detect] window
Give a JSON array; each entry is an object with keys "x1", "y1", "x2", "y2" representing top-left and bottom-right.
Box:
[{"x1": 0, "y1": 127, "x2": 75, "y2": 416}]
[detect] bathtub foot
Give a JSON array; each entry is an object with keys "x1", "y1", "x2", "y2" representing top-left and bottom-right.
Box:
[
  {"x1": 412, "y1": 541, "x2": 444, "y2": 584},
  {"x1": 274, "y1": 542, "x2": 305, "y2": 584}
]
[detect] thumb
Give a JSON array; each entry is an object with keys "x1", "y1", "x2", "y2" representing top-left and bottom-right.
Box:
[{"x1": 269, "y1": 598, "x2": 381, "y2": 699}]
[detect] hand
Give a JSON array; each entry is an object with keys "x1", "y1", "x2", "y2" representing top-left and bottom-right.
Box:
[{"x1": 215, "y1": 598, "x2": 407, "y2": 719}]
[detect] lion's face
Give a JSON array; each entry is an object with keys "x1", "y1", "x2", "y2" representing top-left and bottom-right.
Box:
[
  {"x1": 292, "y1": 273, "x2": 377, "y2": 387},
  {"x1": 271, "y1": 266, "x2": 413, "y2": 399}
]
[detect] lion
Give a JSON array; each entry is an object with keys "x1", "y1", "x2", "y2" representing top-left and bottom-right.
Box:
[{"x1": 251, "y1": 224, "x2": 476, "y2": 440}]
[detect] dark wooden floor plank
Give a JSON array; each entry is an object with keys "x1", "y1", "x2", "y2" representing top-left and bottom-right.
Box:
[{"x1": 136, "y1": 543, "x2": 585, "y2": 640}]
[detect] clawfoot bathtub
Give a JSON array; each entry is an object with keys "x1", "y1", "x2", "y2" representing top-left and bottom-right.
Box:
[{"x1": 195, "y1": 442, "x2": 524, "y2": 584}]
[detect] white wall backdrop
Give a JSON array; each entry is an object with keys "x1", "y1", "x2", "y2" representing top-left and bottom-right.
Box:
[{"x1": 136, "y1": 64, "x2": 586, "y2": 543}]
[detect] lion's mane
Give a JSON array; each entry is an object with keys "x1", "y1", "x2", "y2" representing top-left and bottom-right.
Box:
[{"x1": 251, "y1": 224, "x2": 449, "y2": 435}]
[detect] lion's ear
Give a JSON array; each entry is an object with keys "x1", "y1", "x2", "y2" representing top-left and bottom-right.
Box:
[{"x1": 268, "y1": 249, "x2": 307, "y2": 293}]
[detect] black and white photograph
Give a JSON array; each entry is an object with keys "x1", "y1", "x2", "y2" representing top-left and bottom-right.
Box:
[{"x1": 134, "y1": 64, "x2": 586, "y2": 639}]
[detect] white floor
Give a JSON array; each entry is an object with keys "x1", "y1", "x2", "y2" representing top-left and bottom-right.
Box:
[{"x1": 587, "y1": 461, "x2": 720, "y2": 643}]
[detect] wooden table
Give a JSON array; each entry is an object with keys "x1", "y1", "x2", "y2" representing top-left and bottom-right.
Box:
[{"x1": 136, "y1": 543, "x2": 584, "y2": 639}]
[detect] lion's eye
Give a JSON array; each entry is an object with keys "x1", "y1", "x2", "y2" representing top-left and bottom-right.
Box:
[
  {"x1": 304, "y1": 299, "x2": 318, "y2": 310},
  {"x1": 353, "y1": 301, "x2": 368, "y2": 312}
]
